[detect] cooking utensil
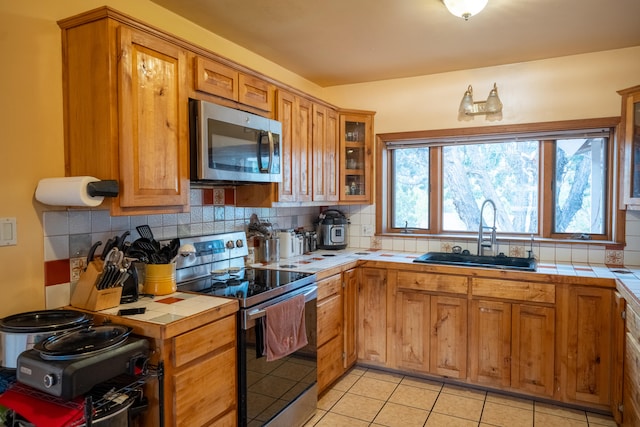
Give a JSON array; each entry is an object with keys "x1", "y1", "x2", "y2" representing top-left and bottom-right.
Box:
[
  {"x1": 86, "y1": 240, "x2": 102, "y2": 266},
  {"x1": 170, "y1": 243, "x2": 196, "y2": 263},
  {"x1": 136, "y1": 225, "x2": 154, "y2": 241}
]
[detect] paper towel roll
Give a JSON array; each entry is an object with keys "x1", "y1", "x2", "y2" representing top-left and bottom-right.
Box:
[{"x1": 35, "y1": 176, "x2": 105, "y2": 207}]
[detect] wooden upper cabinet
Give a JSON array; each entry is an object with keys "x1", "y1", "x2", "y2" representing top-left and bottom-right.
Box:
[
  {"x1": 340, "y1": 110, "x2": 375, "y2": 204},
  {"x1": 58, "y1": 9, "x2": 189, "y2": 215},
  {"x1": 117, "y1": 27, "x2": 189, "y2": 210},
  {"x1": 194, "y1": 56, "x2": 238, "y2": 101},
  {"x1": 619, "y1": 85, "x2": 640, "y2": 208},
  {"x1": 194, "y1": 55, "x2": 274, "y2": 112},
  {"x1": 312, "y1": 104, "x2": 340, "y2": 202}
]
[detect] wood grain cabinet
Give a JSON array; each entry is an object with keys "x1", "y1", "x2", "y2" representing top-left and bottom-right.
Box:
[
  {"x1": 391, "y1": 271, "x2": 468, "y2": 379},
  {"x1": 58, "y1": 9, "x2": 190, "y2": 216},
  {"x1": 357, "y1": 268, "x2": 388, "y2": 365},
  {"x1": 556, "y1": 285, "x2": 614, "y2": 408},
  {"x1": 618, "y1": 85, "x2": 640, "y2": 208},
  {"x1": 339, "y1": 110, "x2": 375, "y2": 203},
  {"x1": 469, "y1": 278, "x2": 556, "y2": 398},
  {"x1": 317, "y1": 269, "x2": 358, "y2": 392},
  {"x1": 317, "y1": 274, "x2": 344, "y2": 391},
  {"x1": 623, "y1": 297, "x2": 640, "y2": 425},
  {"x1": 194, "y1": 55, "x2": 275, "y2": 112}
]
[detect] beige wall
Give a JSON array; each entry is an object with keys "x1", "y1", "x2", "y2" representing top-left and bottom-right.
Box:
[
  {"x1": 0, "y1": 1, "x2": 638, "y2": 317},
  {"x1": 324, "y1": 47, "x2": 640, "y2": 133}
]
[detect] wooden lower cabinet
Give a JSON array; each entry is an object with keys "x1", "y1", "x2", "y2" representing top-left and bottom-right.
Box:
[
  {"x1": 511, "y1": 304, "x2": 555, "y2": 397},
  {"x1": 557, "y1": 285, "x2": 614, "y2": 407},
  {"x1": 391, "y1": 272, "x2": 467, "y2": 379},
  {"x1": 357, "y1": 268, "x2": 388, "y2": 364},
  {"x1": 317, "y1": 269, "x2": 359, "y2": 392},
  {"x1": 469, "y1": 300, "x2": 512, "y2": 388},
  {"x1": 622, "y1": 296, "x2": 640, "y2": 425},
  {"x1": 317, "y1": 274, "x2": 343, "y2": 391}
]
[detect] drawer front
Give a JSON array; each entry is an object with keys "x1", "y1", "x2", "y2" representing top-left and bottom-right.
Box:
[
  {"x1": 317, "y1": 293, "x2": 342, "y2": 346},
  {"x1": 397, "y1": 271, "x2": 468, "y2": 294},
  {"x1": 174, "y1": 314, "x2": 236, "y2": 367},
  {"x1": 318, "y1": 275, "x2": 341, "y2": 301},
  {"x1": 471, "y1": 278, "x2": 555, "y2": 303},
  {"x1": 174, "y1": 345, "x2": 236, "y2": 425}
]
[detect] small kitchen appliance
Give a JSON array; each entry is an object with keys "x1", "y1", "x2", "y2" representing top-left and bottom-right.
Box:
[
  {"x1": 0, "y1": 309, "x2": 92, "y2": 369},
  {"x1": 315, "y1": 209, "x2": 349, "y2": 250},
  {"x1": 16, "y1": 324, "x2": 149, "y2": 400}
]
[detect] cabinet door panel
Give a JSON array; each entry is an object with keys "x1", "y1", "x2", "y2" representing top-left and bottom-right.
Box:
[
  {"x1": 318, "y1": 334, "x2": 344, "y2": 392},
  {"x1": 343, "y1": 268, "x2": 358, "y2": 368},
  {"x1": 276, "y1": 90, "x2": 296, "y2": 202},
  {"x1": 357, "y1": 268, "x2": 387, "y2": 363},
  {"x1": 395, "y1": 291, "x2": 430, "y2": 372},
  {"x1": 512, "y1": 304, "x2": 554, "y2": 397},
  {"x1": 173, "y1": 345, "x2": 236, "y2": 425},
  {"x1": 430, "y1": 296, "x2": 467, "y2": 379},
  {"x1": 566, "y1": 287, "x2": 612, "y2": 405},
  {"x1": 469, "y1": 300, "x2": 511, "y2": 387},
  {"x1": 118, "y1": 26, "x2": 188, "y2": 209},
  {"x1": 295, "y1": 97, "x2": 313, "y2": 201},
  {"x1": 194, "y1": 56, "x2": 238, "y2": 100}
]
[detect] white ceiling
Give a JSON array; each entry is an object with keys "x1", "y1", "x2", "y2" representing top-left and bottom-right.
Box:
[{"x1": 151, "y1": 0, "x2": 640, "y2": 87}]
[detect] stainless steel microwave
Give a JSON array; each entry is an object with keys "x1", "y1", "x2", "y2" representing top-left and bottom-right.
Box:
[{"x1": 189, "y1": 99, "x2": 282, "y2": 183}]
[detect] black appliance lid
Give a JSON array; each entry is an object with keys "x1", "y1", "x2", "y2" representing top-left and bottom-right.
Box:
[
  {"x1": 34, "y1": 324, "x2": 132, "y2": 360},
  {"x1": 317, "y1": 209, "x2": 348, "y2": 225},
  {"x1": 0, "y1": 309, "x2": 91, "y2": 333}
]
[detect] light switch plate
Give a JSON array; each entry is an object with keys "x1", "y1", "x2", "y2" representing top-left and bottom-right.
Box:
[
  {"x1": 0, "y1": 217, "x2": 17, "y2": 246},
  {"x1": 362, "y1": 224, "x2": 374, "y2": 237}
]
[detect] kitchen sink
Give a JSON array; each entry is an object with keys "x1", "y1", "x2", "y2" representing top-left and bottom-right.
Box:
[{"x1": 413, "y1": 252, "x2": 537, "y2": 272}]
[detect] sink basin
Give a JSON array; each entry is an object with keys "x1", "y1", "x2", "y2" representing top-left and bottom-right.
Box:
[{"x1": 413, "y1": 252, "x2": 537, "y2": 272}]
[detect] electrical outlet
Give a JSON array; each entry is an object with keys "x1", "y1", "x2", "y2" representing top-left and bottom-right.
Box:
[
  {"x1": 70, "y1": 257, "x2": 86, "y2": 284},
  {"x1": 362, "y1": 224, "x2": 374, "y2": 237}
]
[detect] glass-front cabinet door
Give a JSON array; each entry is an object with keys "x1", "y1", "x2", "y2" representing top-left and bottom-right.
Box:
[
  {"x1": 340, "y1": 111, "x2": 374, "y2": 203},
  {"x1": 619, "y1": 85, "x2": 640, "y2": 207}
]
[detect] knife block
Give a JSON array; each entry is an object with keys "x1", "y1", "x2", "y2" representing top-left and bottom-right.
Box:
[{"x1": 71, "y1": 261, "x2": 122, "y2": 311}]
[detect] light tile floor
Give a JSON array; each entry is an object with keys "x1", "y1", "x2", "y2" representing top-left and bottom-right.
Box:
[{"x1": 305, "y1": 367, "x2": 618, "y2": 427}]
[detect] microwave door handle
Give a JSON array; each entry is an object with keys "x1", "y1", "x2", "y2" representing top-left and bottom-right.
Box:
[{"x1": 257, "y1": 131, "x2": 272, "y2": 173}]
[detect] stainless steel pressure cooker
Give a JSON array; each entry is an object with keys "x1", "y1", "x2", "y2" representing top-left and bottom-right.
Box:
[{"x1": 315, "y1": 209, "x2": 349, "y2": 250}]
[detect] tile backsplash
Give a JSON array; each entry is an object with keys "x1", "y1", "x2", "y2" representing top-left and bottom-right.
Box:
[{"x1": 41, "y1": 188, "x2": 640, "y2": 308}]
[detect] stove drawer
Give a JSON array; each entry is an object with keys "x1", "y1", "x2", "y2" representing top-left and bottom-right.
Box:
[{"x1": 173, "y1": 314, "x2": 236, "y2": 367}]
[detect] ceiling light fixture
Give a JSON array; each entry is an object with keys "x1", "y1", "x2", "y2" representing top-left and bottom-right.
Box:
[
  {"x1": 458, "y1": 83, "x2": 503, "y2": 116},
  {"x1": 442, "y1": 0, "x2": 488, "y2": 20}
]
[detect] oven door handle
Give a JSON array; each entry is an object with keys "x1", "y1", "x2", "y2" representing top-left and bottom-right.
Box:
[{"x1": 246, "y1": 285, "x2": 317, "y2": 322}]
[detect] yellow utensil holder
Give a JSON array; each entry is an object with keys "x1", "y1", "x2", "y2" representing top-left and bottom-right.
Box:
[{"x1": 143, "y1": 263, "x2": 177, "y2": 296}]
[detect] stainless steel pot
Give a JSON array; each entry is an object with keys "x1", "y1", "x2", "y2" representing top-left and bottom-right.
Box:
[
  {"x1": 257, "y1": 236, "x2": 280, "y2": 263},
  {"x1": 0, "y1": 309, "x2": 91, "y2": 368}
]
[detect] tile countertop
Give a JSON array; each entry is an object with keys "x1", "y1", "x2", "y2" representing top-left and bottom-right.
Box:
[
  {"x1": 102, "y1": 249, "x2": 640, "y2": 327},
  {"x1": 96, "y1": 292, "x2": 235, "y2": 326},
  {"x1": 251, "y1": 248, "x2": 640, "y2": 305}
]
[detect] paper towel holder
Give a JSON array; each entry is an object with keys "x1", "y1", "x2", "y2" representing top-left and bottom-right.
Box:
[
  {"x1": 35, "y1": 177, "x2": 119, "y2": 207},
  {"x1": 86, "y1": 180, "x2": 119, "y2": 198}
]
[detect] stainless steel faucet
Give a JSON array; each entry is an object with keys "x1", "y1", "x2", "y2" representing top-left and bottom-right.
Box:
[{"x1": 477, "y1": 199, "x2": 497, "y2": 257}]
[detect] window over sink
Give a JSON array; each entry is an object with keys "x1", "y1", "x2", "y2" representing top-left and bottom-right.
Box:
[{"x1": 378, "y1": 118, "x2": 621, "y2": 242}]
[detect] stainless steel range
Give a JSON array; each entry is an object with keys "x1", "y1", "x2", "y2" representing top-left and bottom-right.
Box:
[{"x1": 175, "y1": 232, "x2": 318, "y2": 427}]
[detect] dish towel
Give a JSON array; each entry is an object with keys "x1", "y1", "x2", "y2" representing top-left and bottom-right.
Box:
[{"x1": 262, "y1": 293, "x2": 308, "y2": 361}]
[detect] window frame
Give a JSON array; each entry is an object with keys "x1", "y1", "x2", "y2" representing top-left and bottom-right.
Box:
[{"x1": 376, "y1": 117, "x2": 624, "y2": 243}]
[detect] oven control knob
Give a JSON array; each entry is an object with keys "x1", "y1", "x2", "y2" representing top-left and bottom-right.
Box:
[
  {"x1": 43, "y1": 373, "x2": 56, "y2": 388},
  {"x1": 235, "y1": 239, "x2": 244, "y2": 248},
  {"x1": 226, "y1": 240, "x2": 235, "y2": 249}
]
